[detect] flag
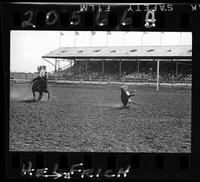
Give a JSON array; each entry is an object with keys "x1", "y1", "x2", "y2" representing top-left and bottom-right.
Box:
[
  {"x1": 75, "y1": 31, "x2": 79, "y2": 36},
  {"x1": 60, "y1": 32, "x2": 64, "y2": 36},
  {"x1": 91, "y1": 31, "x2": 96, "y2": 35}
]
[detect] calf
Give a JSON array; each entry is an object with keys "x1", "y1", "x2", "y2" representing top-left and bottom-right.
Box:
[{"x1": 121, "y1": 85, "x2": 136, "y2": 107}]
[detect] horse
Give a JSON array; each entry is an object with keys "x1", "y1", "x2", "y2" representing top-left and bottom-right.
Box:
[{"x1": 31, "y1": 75, "x2": 50, "y2": 101}]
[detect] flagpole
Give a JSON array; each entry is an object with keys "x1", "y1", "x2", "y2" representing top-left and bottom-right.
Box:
[
  {"x1": 58, "y1": 32, "x2": 63, "y2": 78},
  {"x1": 106, "y1": 32, "x2": 108, "y2": 46},
  {"x1": 141, "y1": 32, "x2": 144, "y2": 46},
  {"x1": 90, "y1": 32, "x2": 92, "y2": 46},
  {"x1": 59, "y1": 33, "x2": 61, "y2": 47},
  {"x1": 106, "y1": 31, "x2": 111, "y2": 46},
  {"x1": 123, "y1": 32, "x2": 126, "y2": 46},
  {"x1": 59, "y1": 32, "x2": 64, "y2": 47},
  {"x1": 160, "y1": 32, "x2": 163, "y2": 46},
  {"x1": 176, "y1": 32, "x2": 182, "y2": 77},
  {"x1": 74, "y1": 32, "x2": 76, "y2": 47},
  {"x1": 141, "y1": 32, "x2": 148, "y2": 46}
]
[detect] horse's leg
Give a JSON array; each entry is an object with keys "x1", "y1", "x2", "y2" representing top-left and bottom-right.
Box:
[
  {"x1": 38, "y1": 92, "x2": 43, "y2": 100},
  {"x1": 47, "y1": 90, "x2": 50, "y2": 100},
  {"x1": 43, "y1": 90, "x2": 50, "y2": 100},
  {"x1": 32, "y1": 88, "x2": 35, "y2": 100}
]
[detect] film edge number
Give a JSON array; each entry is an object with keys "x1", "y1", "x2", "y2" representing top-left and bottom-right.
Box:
[{"x1": 18, "y1": 8, "x2": 158, "y2": 28}]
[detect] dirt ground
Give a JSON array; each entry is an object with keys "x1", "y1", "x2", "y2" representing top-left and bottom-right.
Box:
[{"x1": 9, "y1": 83, "x2": 191, "y2": 152}]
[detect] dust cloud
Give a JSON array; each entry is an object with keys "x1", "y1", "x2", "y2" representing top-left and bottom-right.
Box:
[{"x1": 10, "y1": 85, "x2": 33, "y2": 101}]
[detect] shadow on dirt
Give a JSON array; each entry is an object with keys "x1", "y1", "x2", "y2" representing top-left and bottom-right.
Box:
[
  {"x1": 99, "y1": 103, "x2": 131, "y2": 109},
  {"x1": 119, "y1": 105, "x2": 130, "y2": 109},
  {"x1": 21, "y1": 99, "x2": 38, "y2": 103}
]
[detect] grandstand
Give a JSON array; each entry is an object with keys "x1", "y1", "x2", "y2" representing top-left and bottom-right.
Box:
[{"x1": 42, "y1": 45, "x2": 192, "y2": 90}]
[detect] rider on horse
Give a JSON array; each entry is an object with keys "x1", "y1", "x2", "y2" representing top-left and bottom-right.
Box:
[
  {"x1": 31, "y1": 66, "x2": 48, "y2": 89},
  {"x1": 31, "y1": 66, "x2": 49, "y2": 100},
  {"x1": 32, "y1": 66, "x2": 47, "y2": 82}
]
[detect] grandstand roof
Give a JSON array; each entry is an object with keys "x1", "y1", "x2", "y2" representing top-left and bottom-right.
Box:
[{"x1": 42, "y1": 45, "x2": 192, "y2": 59}]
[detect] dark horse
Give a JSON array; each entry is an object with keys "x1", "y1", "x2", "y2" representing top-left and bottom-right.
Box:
[{"x1": 31, "y1": 75, "x2": 50, "y2": 101}]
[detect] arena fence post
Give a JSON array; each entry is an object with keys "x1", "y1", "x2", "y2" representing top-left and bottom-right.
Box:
[
  {"x1": 70, "y1": 59, "x2": 72, "y2": 75},
  {"x1": 119, "y1": 59, "x2": 122, "y2": 79},
  {"x1": 55, "y1": 59, "x2": 57, "y2": 72},
  {"x1": 85, "y1": 61, "x2": 88, "y2": 77},
  {"x1": 176, "y1": 60, "x2": 179, "y2": 77},
  {"x1": 137, "y1": 59, "x2": 140, "y2": 74},
  {"x1": 58, "y1": 59, "x2": 60, "y2": 79},
  {"x1": 102, "y1": 60, "x2": 104, "y2": 76},
  {"x1": 156, "y1": 59, "x2": 160, "y2": 91}
]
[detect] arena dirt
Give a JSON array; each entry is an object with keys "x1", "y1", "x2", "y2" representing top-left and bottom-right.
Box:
[{"x1": 9, "y1": 83, "x2": 191, "y2": 152}]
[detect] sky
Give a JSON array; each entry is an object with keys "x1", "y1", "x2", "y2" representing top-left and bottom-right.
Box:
[{"x1": 10, "y1": 31, "x2": 192, "y2": 73}]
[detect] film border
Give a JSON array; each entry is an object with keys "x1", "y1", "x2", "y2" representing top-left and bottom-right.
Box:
[{"x1": 2, "y1": 2, "x2": 200, "y2": 180}]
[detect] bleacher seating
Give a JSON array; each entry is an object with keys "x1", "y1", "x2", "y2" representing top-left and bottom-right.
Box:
[{"x1": 48, "y1": 61, "x2": 192, "y2": 84}]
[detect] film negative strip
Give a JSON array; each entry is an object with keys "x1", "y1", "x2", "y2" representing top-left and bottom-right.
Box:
[{"x1": 2, "y1": 1, "x2": 200, "y2": 180}]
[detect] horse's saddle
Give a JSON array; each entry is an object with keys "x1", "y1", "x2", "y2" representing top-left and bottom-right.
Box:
[{"x1": 33, "y1": 77, "x2": 47, "y2": 90}]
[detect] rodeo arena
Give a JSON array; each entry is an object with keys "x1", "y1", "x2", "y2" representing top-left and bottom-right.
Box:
[{"x1": 10, "y1": 32, "x2": 191, "y2": 153}]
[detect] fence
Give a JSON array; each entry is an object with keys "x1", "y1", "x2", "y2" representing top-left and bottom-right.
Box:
[
  {"x1": 10, "y1": 71, "x2": 192, "y2": 88},
  {"x1": 10, "y1": 72, "x2": 38, "y2": 80}
]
